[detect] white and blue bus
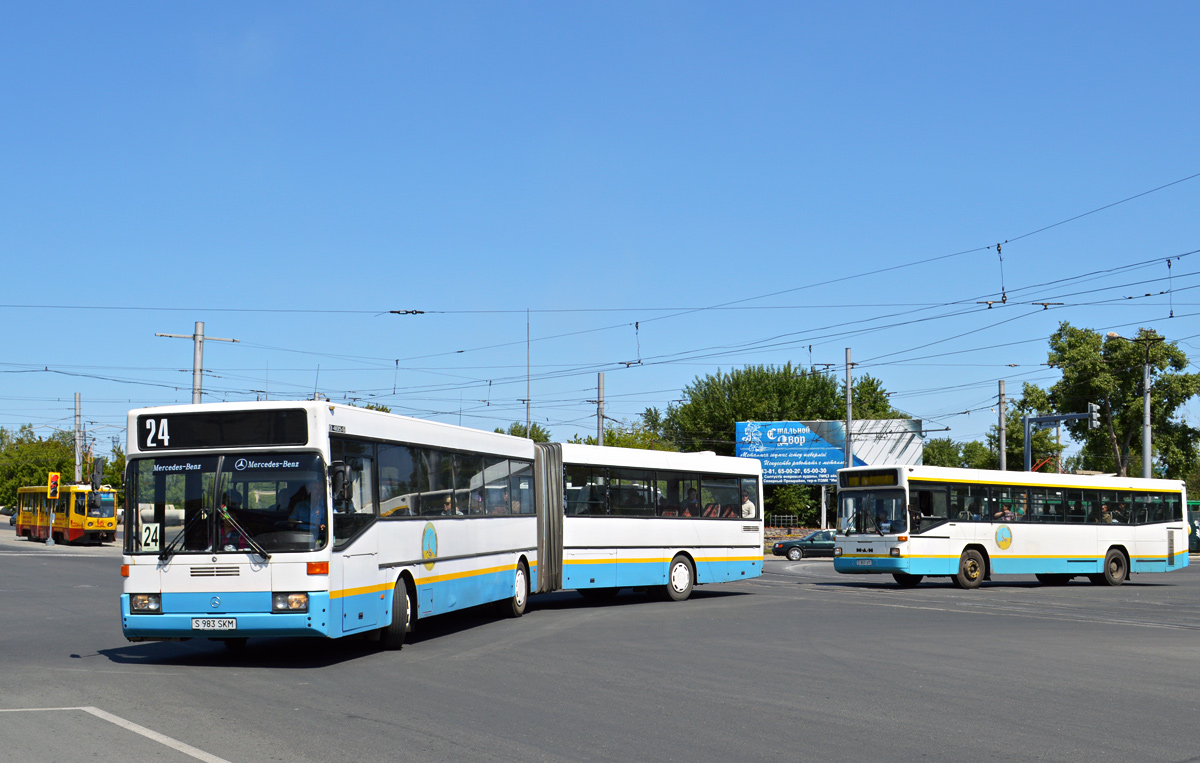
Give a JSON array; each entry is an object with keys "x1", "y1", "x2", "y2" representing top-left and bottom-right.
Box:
[
  {"x1": 120, "y1": 402, "x2": 763, "y2": 648},
  {"x1": 832, "y1": 465, "x2": 1188, "y2": 588}
]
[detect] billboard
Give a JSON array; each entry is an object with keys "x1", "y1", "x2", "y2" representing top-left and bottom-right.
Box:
[{"x1": 735, "y1": 419, "x2": 923, "y2": 484}]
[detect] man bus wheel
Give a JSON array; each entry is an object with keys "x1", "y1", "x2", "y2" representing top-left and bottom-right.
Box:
[
  {"x1": 498, "y1": 561, "x2": 529, "y2": 618},
  {"x1": 955, "y1": 549, "x2": 984, "y2": 590},
  {"x1": 665, "y1": 555, "x2": 694, "y2": 601},
  {"x1": 380, "y1": 578, "x2": 411, "y2": 649},
  {"x1": 1101, "y1": 549, "x2": 1127, "y2": 586}
]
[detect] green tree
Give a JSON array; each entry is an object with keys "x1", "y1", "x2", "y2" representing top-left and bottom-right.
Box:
[
  {"x1": 569, "y1": 409, "x2": 678, "y2": 451},
  {"x1": 922, "y1": 437, "x2": 961, "y2": 467},
  {"x1": 495, "y1": 421, "x2": 552, "y2": 443},
  {"x1": 0, "y1": 426, "x2": 76, "y2": 506},
  {"x1": 1044, "y1": 323, "x2": 1200, "y2": 477}
]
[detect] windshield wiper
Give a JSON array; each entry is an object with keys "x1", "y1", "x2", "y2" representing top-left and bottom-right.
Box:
[
  {"x1": 158, "y1": 508, "x2": 211, "y2": 563},
  {"x1": 218, "y1": 507, "x2": 271, "y2": 562}
]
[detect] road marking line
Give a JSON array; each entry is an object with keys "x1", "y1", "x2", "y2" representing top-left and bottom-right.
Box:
[{"x1": 0, "y1": 706, "x2": 231, "y2": 763}]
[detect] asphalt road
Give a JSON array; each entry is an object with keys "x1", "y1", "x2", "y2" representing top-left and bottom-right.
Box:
[{"x1": 3, "y1": 526, "x2": 1200, "y2": 762}]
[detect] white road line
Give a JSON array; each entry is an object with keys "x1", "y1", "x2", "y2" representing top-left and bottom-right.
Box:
[{"x1": 0, "y1": 706, "x2": 231, "y2": 763}]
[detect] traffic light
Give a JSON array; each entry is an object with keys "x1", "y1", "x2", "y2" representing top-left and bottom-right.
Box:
[
  {"x1": 1087, "y1": 402, "x2": 1101, "y2": 431},
  {"x1": 47, "y1": 472, "x2": 60, "y2": 500}
]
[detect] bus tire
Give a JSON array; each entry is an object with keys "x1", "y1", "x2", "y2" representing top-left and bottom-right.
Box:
[
  {"x1": 786, "y1": 547, "x2": 803, "y2": 561},
  {"x1": 380, "y1": 579, "x2": 410, "y2": 649},
  {"x1": 665, "y1": 555, "x2": 694, "y2": 602},
  {"x1": 955, "y1": 550, "x2": 985, "y2": 590},
  {"x1": 892, "y1": 573, "x2": 923, "y2": 587},
  {"x1": 500, "y1": 561, "x2": 529, "y2": 618},
  {"x1": 1102, "y1": 549, "x2": 1127, "y2": 586}
]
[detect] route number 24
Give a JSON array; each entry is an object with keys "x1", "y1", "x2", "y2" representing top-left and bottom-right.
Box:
[{"x1": 144, "y1": 418, "x2": 170, "y2": 447}]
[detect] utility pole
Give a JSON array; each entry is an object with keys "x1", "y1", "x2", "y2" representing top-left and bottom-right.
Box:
[
  {"x1": 844, "y1": 348, "x2": 854, "y2": 468},
  {"x1": 526, "y1": 310, "x2": 531, "y2": 437},
  {"x1": 156, "y1": 321, "x2": 239, "y2": 404},
  {"x1": 597, "y1": 372, "x2": 605, "y2": 446},
  {"x1": 998, "y1": 380, "x2": 1007, "y2": 471},
  {"x1": 74, "y1": 393, "x2": 82, "y2": 483}
]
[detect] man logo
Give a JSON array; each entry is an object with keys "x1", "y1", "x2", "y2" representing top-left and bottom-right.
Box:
[{"x1": 234, "y1": 459, "x2": 248, "y2": 471}]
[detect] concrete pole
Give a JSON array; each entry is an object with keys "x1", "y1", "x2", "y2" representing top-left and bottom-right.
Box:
[
  {"x1": 191, "y1": 321, "x2": 205, "y2": 404},
  {"x1": 526, "y1": 310, "x2": 531, "y2": 437},
  {"x1": 74, "y1": 393, "x2": 82, "y2": 483},
  {"x1": 1143, "y1": 350, "x2": 1152, "y2": 479},
  {"x1": 597, "y1": 372, "x2": 605, "y2": 446},
  {"x1": 820, "y1": 484, "x2": 827, "y2": 530},
  {"x1": 998, "y1": 380, "x2": 1006, "y2": 471},
  {"x1": 844, "y1": 348, "x2": 853, "y2": 468}
]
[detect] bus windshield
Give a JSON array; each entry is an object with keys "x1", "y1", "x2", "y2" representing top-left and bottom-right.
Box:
[
  {"x1": 839, "y1": 489, "x2": 906, "y2": 535},
  {"x1": 126, "y1": 452, "x2": 327, "y2": 555}
]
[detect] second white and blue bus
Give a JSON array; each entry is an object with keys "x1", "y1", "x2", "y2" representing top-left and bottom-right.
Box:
[{"x1": 832, "y1": 464, "x2": 1188, "y2": 588}]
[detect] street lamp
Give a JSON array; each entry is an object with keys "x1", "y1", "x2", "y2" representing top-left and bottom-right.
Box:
[{"x1": 1106, "y1": 330, "x2": 1164, "y2": 479}]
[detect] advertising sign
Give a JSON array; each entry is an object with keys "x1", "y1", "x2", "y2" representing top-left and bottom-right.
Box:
[{"x1": 735, "y1": 420, "x2": 923, "y2": 484}]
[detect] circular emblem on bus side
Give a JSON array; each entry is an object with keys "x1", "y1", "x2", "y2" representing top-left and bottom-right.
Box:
[
  {"x1": 421, "y1": 522, "x2": 438, "y2": 571},
  {"x1": 210, "y1": 597, "x2": 220, "y2": 608},
  {"x1": 234, "y1": 459, "x2": 248, "y2": 471},
  {"x1": 995, "y1": 525, "x2": 1012, "y2": 550}
]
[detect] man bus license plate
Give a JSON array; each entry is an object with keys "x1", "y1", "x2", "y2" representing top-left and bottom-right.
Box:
[
  {"x1": 856, "y1": 559, "x2": 872, "y2": 566},
  {"x1": 192, "y1": 618, "x2": 236, "y2": 630}
]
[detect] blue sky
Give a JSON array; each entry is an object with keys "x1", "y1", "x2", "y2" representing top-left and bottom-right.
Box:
[{"x1": 2, "y1": 3, "x2": 1199, "y2": 459}]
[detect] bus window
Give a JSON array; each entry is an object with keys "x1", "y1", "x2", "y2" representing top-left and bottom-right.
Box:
[
  {"x1": 565, "y1": 464, "x2": 604, "y2": 515},
  {"x1": 379, "y1": 443, "x2": 419, "y2": 518},
  {"x1": 1064, "y1": 489, "x2": 1085, "y2": 523},
  {"x1": 454, "y1": 453, "x2": 485, "y2": 516},
  {"x1": 509, "y1": 461, "x2": 534, "y2": 515},
  {"x1": 949, "y1": 484, "x2": 988, "y2": 521},
  {"x1": 910, "y1": 484, "x2": 947, "y2": 532},
  {"x1": 609, "y1": 468, "x2": 653, "y2": 516},
  {"x1": 701, "y1": 476, "x2": 739, "y2": 518},
  {"x1": 483, "y1": 457, "x2": 510, "y2": 515},
  {"x1": 654, "y1": 472, "x2": 699, "y2": 517},
  {"x1": 741, "y1": 477, "x2": 759, "y2": 519}
]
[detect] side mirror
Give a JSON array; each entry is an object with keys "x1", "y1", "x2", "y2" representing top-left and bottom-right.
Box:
[{"x1": 329, "y1": 462, "x2": 350, "y2": 504}]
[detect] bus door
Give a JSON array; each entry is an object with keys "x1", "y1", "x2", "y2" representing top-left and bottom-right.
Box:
[
  {"x1": 908, "y1": 484, "x2": 950, "y2": 573},
  {"x1": 334, "y1": 454, "x2": 380, "y2": 634}
]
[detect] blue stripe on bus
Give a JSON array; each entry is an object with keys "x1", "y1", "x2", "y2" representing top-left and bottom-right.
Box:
[
  {"x1": 836, "y1": 551, "x2": 1190, "y2": 577},
  {"x1": 120, "y1": 592, "x2": 332, "y2": 639}
]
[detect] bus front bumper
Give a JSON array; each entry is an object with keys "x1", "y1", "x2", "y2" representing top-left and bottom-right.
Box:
[{"x1": 121, "y1": 592, "x2": 332, "y2": 640}]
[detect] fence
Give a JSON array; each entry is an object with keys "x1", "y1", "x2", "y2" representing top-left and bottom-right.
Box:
[{"x1": 766, "y1": 513, "x2": 800, "y2": 529}]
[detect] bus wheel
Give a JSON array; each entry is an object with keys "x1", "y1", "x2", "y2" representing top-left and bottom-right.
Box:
[
  {"x1": 1102, "y1": 549, "x2": 1127, "y2": 586},
  {"x1": 955, "y1": 550, "x2": 984, "y2": 590},
  {"x1": 499, "y1": 561, "x2": 529, "y2": 618},
  {"x1": 665, "y1": 555, "x2": 694, "y2": 602},
  {"x1": 380, "y1": 579, "x2": 410, "y2": 649},
  {"x1": 892, "y1": 573, "x2": 923, "y2": 587}
]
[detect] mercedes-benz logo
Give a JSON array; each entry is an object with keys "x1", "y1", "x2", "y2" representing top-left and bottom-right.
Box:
[
  {"x1": 210, "y1": 597, "x2": 221, "y2": 608},
  {"x1": 234, "y1": 459, "x2": 248, "y2": 471}
]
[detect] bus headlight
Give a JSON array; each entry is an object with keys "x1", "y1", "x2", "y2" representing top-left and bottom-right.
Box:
[
  {"x1": 890, "y1": 548, "x2": 901, "y2": 557},
  {"x1": 272, "y1": 593, "x2": 309, "y2": 613},
  {"x1": 833, "y1": 547, "x2": 843, "y2": 557},
  {"x1": 130, "y1": 593, "x2": 162, "y2": 613}
]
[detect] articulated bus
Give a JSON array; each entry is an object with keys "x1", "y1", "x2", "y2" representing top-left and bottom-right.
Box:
[
  {"x1": 120, "y1": 402, "x2": 762, "y2": 648},
  {"x1": 16, "y1": 484, "x2": 119, "y2": 544},
  {"x1": 833, "y1": 465, "x2": 1188, "y2": 588}
]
